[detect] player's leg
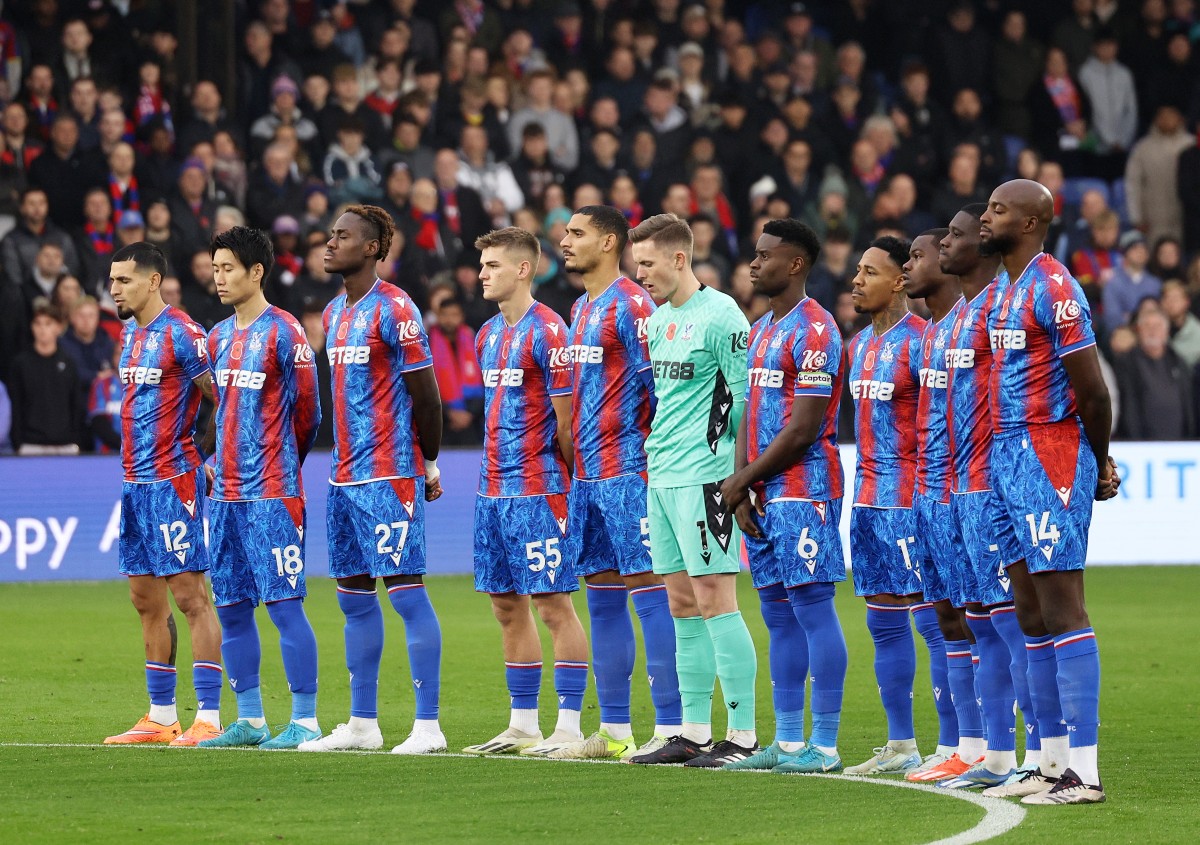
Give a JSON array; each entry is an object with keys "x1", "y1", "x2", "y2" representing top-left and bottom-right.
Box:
[
  {"x1": 525, "y1": 591, "x2": 589, "y2": 755},
  {"x1": 464, "y1": 494, "x2": 545, "y2": 754},
  {"x1": 846, "y1": 506, "x2": 923, "y2": 774},
  {"x1": 251, "y1": 497, "x2": 321, "y2": 750},
  {"x1": 725, "y1": 501, "x2": 806, "y2": 772},
  {"x1": 769, "y1": 499, "x2": 849, "y2": 774},
  {"x1": 910, "y1": 599, "x2": 957, "y2": 761},
  {"x1": 629, "y1": 486, "x2": 714, "y2": 764},
  {"x1": 462, "y1": 591, "x2": 546, "y2": 754},
  {"x1": 164, "y1": 569, "x2": 224, "y2": 745},
  {"x1": 104, "y1": 575, "x2": 183, "y2": 743},
  {"x1": 989, "y1": 601, "x2": 1040, "y2": 773}
]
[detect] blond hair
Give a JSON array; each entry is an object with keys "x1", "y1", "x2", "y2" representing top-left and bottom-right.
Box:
[
  {"x1": 628, "y1": 212, "x2": 693, "y2": 259},
  {"x1": 475, "y1": 226, "x2": 541, "y2": 263}
]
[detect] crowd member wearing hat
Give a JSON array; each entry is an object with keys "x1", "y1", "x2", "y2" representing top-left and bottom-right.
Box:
[
  {"x1": 250, "y1": 75, "x2": 321, "y2": 161},
  {"x1": 1102, "y1": 230, "x2": 1163, "y2": 336},
  {"x1": 167, "y1": 156, "x2": 217, "y2": 259}
]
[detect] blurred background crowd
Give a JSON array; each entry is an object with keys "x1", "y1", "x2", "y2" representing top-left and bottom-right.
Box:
[{"x1": 0, "y1": 0, "x2": 1197, "y2": 456}]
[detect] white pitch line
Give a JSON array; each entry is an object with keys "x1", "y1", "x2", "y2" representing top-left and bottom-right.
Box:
[{"x1": 0, "y1": 743, "x2": 1025, "y2": 844}]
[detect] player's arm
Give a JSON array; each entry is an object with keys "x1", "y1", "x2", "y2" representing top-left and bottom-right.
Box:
[
  {"x1": 403, "y1": 365, "x2": 445, "y2": 501},
  {"x1": 287, "y1": 338, "x2": 321, "y2": 464},
  {"x1": 552, "y1": 392, "x2": 574, "y2": 471},
  {"x1": 714, "y1": 307, "x2": 750, "y2": 436},
  {"x1": 1062, "y1": 347, "x2": 1118, "y2": 500},
  {"x1": 193, "y1": 371, "x2": 216, "y2": 458},
  {"x1": 619, "y1": 295, "x2": 659, "y2": 419}
]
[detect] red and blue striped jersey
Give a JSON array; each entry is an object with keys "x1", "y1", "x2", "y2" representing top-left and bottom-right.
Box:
[
  {"x1": 208, "y1": 305, "x2": 320, "y2": 501},
  {"x1": 915, "y1": 300, "x2": 961, "y2": 503},
  {"x1": 945, "y1": 285, "x2": 1001, "y2": 493},
  {"x1": 568, "y1": 276, "x2": 655, "y2": 480},
  {"x1": 476, "y1": 302, "x2": 573, "y2": 497},
  {"x1": 119, "y1": 305, "x2": 209, "y2": 482},
  {"x1": 988, "y1": 253, "x2": 1096, "y2": 432},
  {"x1": 323, "y1": 280, "x2": 432, "y2": 484},
  {"x1": 745, "y1": 297, "x2": 844, "y2": 503},
  {"x1": 847, "y1": 311, "x2": 925, "y2": 508}
]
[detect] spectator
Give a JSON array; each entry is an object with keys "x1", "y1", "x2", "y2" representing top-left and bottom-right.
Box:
[
  {"x1": 1, "y1": 186, "x2": 81, "y2": 288},
  {"x1": 238, "y1": 20, "x2": 303, "y2": 125},
  {"x1": 1054, "y1": 0, "x2": 1099, "y2": 71},
  {"x1": 86, "y1": 338, "x2": 123, "y2": 453},
  {"x1": 160, "y1": 275, "x2": 183, "y2": 310},
  {"x1": 930, "y1": 151, "x2": 989, "y2": 229},
  {"x1": 941, "y1": 88, "x2": 1008, "y2": 186},
  {"x1": 1030, "y1": 47, "x2": 1093, "y2": 177},
  {"x1": 930, "y1": 1, "x2": 992, "y2": 103},
  {"x1": 1071, "y1": 208, "x2": 1122, "y2": 305},
  {"x1": 688, "y1": 163, "x2": 738, "y2": 258},
  {"x1": 299, "y1": 9, "x2": 352, "y2": 80},
  {"x1": 177, "y1": 80, "x2": 243, "y2": 154},
  {"x1": 319, "y1": 63, "x2": 387, "y2": 152},
  {"x1": 104, "y1": 142, "x2": 141, "y2": 227},
  {"x1": 364, "y1": 57, "x2": 404, "y2": 132},
  {"x1": 992, "y1": 10, "x2": 1044, "y2": 138},
  {"x1": 1151, "y1": 235, "x2": 1185, "y2": 279},
  {"x1": 8, "y1": 299, "x2": 83, "y2": 456},
  {"x1": 211, "y1": 131, "x2": 249, "y2": 209},
  {"x1": 59, "y1": 292, "x2": 115, "y2": 393},
  {"x1": 144, "y1": 202, "x2": 178, "y2": 265},
  {"x1": 1078, "y1": 27, "x2": 1139, "y2": 179},
  {"x1": 249, "y1": 74, "x2": 321, "y2": 162},
  {"x1": 131, "y1": 59, "x2": 173, "y2": 136},
  {"x1": 29, "y1": 113, "x2": 100, "y2": 230},
  {"x1": 1113, "y1": 302, "x2": 1195, "y2": 439},
  {"x1": 439, "y1": 0, "x2": 504, "y2": 56},
  {"x1": 54, "y1": 19, "x2": 106, "y2": 99},
  {"x1": 803, "y1": 169, "x2": 859, "y2": 243},
  {"x1": 806, "y1": 226, "x2": 855, "y2": 313},
  {"x1": 1176, "y1": 126, "x2": 1200, "y2": 254},
  {"x1": 75, "y1": 187, "x2": 116, "y2": 291},
  {"x1": 168, "y1": 158, "x2": 218, "y2": 261},
  {"x1": 429, "y1": 295, "x2": 483, "y2": 446},
  {"x1": 50, "y1": 273, "x2": 85, "y2": 315},
  {"x1": 322, "y1": 117, "x2": 382, "y2": 206},
  {"x1": 510, "y1": 122, "x2": 565, "y2": 213},
  {"x1": 1125, "y1": 105, "x2": 1191, "y2": 245},
  {"x1": 20, "y1": 64, "x2": 58, "y2": 143},
  {"x1": 689, "y1": 214, "x2": 731, "y2": 282},
  {"x1": 1, "y1": 102, "x2": 43, "y2": 195},
  {"x1": 69, "y1": 77, "x2": 101, "y2": 151},
  {"x1": 634, "y1": 76, "x2": 692, "y2": 170},
  {"x1": 1063, "y1": 186, "x2": 1112, "y2": 258},
  {"x1": 1162, "y1": 278, "x2": 1200, "y2": 367},
  {"x1": 456, "y1": 125, "x2": 524, "y2": 227},
  {"x1": 507, "y1": 69, "x2": 580, "y2": 172},
  {"x1": 1102, "y1": 230, "x2": 1163, "y2": 334},
  {"x1": 246, "y1": 143, "x2": 305, "y2": 231}
]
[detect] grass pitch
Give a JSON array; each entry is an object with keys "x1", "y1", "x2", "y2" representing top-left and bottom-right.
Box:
[{"x1": 1, "y1": 567, "x2": 1196, "y2": 844}]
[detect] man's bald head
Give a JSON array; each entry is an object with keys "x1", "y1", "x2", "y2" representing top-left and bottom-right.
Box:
[{"x1": 980, "y1": 178, "x2": 1055, "y2": 257}]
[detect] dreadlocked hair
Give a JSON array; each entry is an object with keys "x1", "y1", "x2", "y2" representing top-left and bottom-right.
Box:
[{"x1": 345, "y1": 204, "x2": 395, "y2": 260}]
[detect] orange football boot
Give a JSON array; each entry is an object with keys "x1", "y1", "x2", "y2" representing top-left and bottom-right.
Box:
[
  {"x1": 104, "y1": 714, "x2": 182, "y2": 744},
  {"x1": 170, "y1": 719, "x2": 221, "y2": 746}
]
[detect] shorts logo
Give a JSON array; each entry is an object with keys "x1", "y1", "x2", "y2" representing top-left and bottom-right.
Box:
[{"x1": 813, "y1": 502, "x2": 826, "y2": 523}]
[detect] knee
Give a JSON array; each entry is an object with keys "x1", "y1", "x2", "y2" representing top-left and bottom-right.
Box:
[
  {"x1": 130, "y1": 590, "x2": 167, "y2": 620},
  {"x1": 172, "y1": 587, "x2": 213, "y2": 619},
  {"x1": 536, "y1": 601, "x2": 580, "y2": 633}
]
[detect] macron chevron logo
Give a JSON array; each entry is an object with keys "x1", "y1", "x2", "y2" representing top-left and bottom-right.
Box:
[
  {"x1": 1050, "y1": 273, "x2": 1065, "y2": 286},
  {"x1": 632, "y1": 295, "x2": 644, "y2": 306},
  {"x1": 1055, "y1": 486, "x2": 1072, "y2": 506},
  {"x1": 547, "y1": 324, "x2": 559, "y2": 336},
  {"x1": 182, "y1": 498, "x2": 197, "y2": 518},
  {"x1": 813, "y1": 322, "x2": 826, "y2": 336}
]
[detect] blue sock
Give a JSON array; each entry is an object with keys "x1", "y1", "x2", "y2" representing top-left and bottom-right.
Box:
[
  {"x1": 554, "y1": 661, "x2": 588, "y2": 714},
  {"x1": 506, "y1": 662, "x2": 541, "y2": 710},
  {"x1": 630, "y1": 585, "x2": 681, "y2": 728},
  {"x1": 759, "y1": 584, "x2": 807, "y2": 744},
  {"x1": 790, "y1": 583, "x2": 847, "y2": 749},
  {"x1": 337, "y1": 587, "x2": 383, "y2": 719},
  {"x1": 1054, "y1": 629, "x2": 1100, "y2": 748},
  {"x1": 990, "y1": 605, "x2": 1039, "y2": 753},
  {"x1": 966, "y1": 611, "x2": 1017, "y2": 752},
  {"x1": 866, "y1": 603, "x2": 916, "y2": 740},
  {"x1": 192, "y1": 661, "x2": 223, "y2": 713},
  {"x1": 944, "y1": 639, "x2": 984, "y2": 743},
  {"x1": 586, "y1": 584, "x2": 634, "y2": 724},
  {"x1": 1025, "y1": 635, "x2": 1067, "y2": 742},
  {"x1": 216, "y1": 601, "x2": 263, "y2": 720},
  {"x1": 145, "y1": 661, "x2": 176, "y2": 707},
  {"x1": 266, "y1": 599, "x2": 318, "y2": 720},
  {"x1": 388, "y1": 584, "x2": 442, "y2": 720},
  {"x1": 911, "y1": 602, "x2": 956, "y2": 747}
]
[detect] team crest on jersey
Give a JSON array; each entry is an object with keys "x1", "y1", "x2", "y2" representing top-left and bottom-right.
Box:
[
  {"x1": 144, "y1": 333, "x2": 159, "y2": 352},
  {"x1": 681, "y1": 323, "x2": 695, "y2": 340},
  {"x1": 880, "y1": 342, "x2": 896, "y2": 363},
  {"x1": 771, "y1": 333, "x2": 784, "y2": 348},
  {"x1": 934, "y1": 332, "x2": 947, "y2": 351},
  {"x1": 249, "y1": 333, "x2": 264, "y2": 354},
  {"x1": 589, "y1": 311, "x2": 601, "y2": 326},
  {"x1": 354, "y1": 312, "x2": 368, "y2": 331}
]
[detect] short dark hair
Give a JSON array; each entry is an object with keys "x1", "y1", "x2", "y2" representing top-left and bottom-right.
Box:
[
  {"x1": 111, "y1": 241, "x2": 168, "y2": 279},
  {"x1": 575, "y1": 205, "x2": 630, "y2": 253},
  {"x1": 960, "y1": 202, "x2": 988, "y2": 220},
  {"x1": 211, "y1": 226, "x2": 275, "y2": 283},
  {"x1": 522, "y1": 122, "x2": 547, "y2": 139},
  {"x1": 437, "y1": 295, "x2": 465, "y2": 311},
  {"x1": 762, "y1": 218, "x2": 821, "y2": 268},
  {"x1": 917, "y1": 227, "x2": 950, "y2": 244},
  {"x1": 869, "y1": 235, "x2": 910, "y2": 270}
]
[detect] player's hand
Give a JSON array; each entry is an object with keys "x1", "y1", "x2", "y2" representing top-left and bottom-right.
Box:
[
  {"x1": 1095, "y1": 455, "x2": 1121, "y2": 501},
  {"x1": 425, "y1": 475, "x2": 443, "y2": 501},
  {"x1": 719, "y1": 473, "x2": 749, "y2": 512},
  {"x1": 447, "y1": 408, "x2": 473, "y2": 431},
  {"x1": 734, "y1": 498, "x2": 763, "y2": 538},
  {"x1": 204, "y1": 464, "x2": 215, "y2": 495}
]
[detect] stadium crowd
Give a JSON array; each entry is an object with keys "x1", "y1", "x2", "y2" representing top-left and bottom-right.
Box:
[{"x1": 0, "y1": 0, "x2": 1198, "y2": 455}]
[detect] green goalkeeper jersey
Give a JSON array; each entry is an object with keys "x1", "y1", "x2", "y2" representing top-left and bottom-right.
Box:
[{"x1": 645, "y1": 284, "x2": 750, "y2": 488}]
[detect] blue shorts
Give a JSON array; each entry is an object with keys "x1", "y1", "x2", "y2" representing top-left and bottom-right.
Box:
[
  {"x1": 745, "y1": 498, "x2": 846, "y2": 589},
  {"x1": 849, "y1": 505, "x2": 924, "y2": 597},
  {"x1": 992, "y1": 423, "x2": 1097, "y2": 574},
  {"x1": 327, "y1": 477, "x2": 427, "y2": 579},
  {"x1": 208, "y1": 496, "x2": 308, "y2": 606},
  {"x1": 952, "y1": 490, "x2": 1020, "y2": 606},
  {"x1": 474, "y1": 493, "x2": 579, "y2": 595},
  {"x1": 119, "y1": 467, "x2": 210, "y2": 577},
  {"x1": 569, "y1": 474, "x2": 652, "y2": 578},
  {"x1": 913, "y1": 493, "x2": 963, "y2": 606}
]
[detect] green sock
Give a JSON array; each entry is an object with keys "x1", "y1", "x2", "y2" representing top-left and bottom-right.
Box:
[
  {"x1": 673, "y1": 615, "x2": 716, "y2": 726},
  {"x1": 706, "y1": 611, "x2": 757, "y2": 731}
]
